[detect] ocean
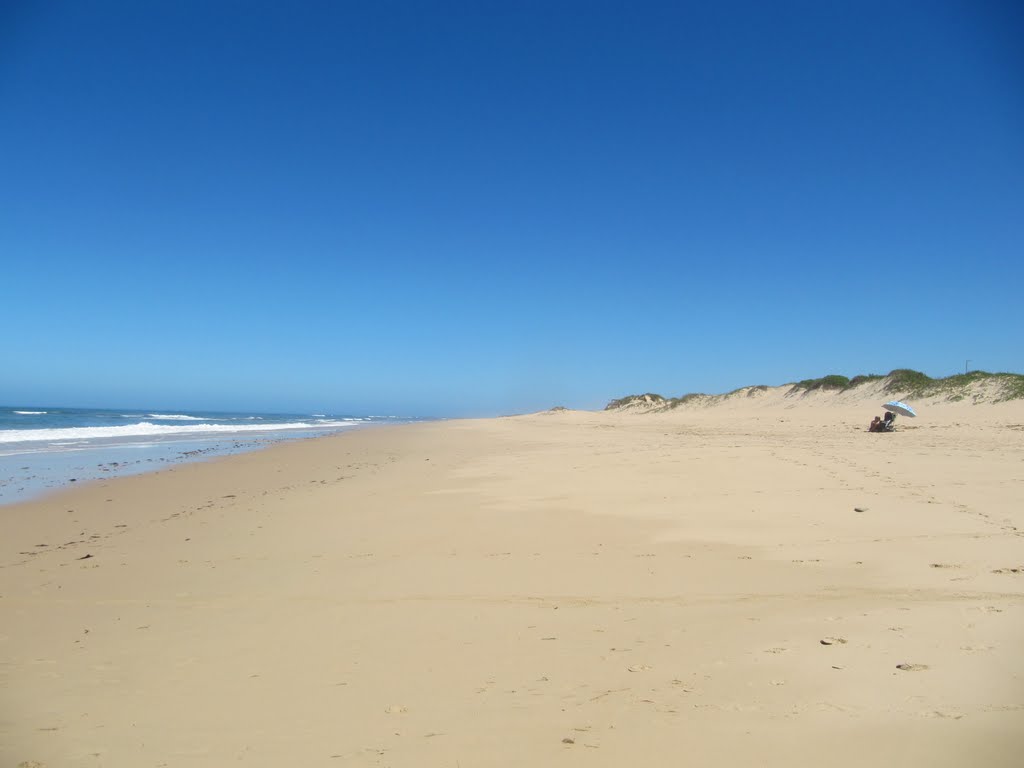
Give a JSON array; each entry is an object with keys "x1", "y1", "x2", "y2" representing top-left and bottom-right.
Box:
[{"x1": 0, "y1": 406, "x2": 424, "y2": 505}]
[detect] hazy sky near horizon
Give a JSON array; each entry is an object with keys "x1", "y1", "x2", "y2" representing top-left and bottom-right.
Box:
[{"x1": 3, "y1": 1, "x2": 1022, "y2": 416}]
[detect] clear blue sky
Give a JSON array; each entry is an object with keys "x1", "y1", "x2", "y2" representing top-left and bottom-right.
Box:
[{"x1": 2, "y1": 1, "x2": 1022, "y2": 416}]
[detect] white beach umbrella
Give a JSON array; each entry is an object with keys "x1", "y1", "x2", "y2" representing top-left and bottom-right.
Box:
[{"x1": 882, "y1": 401, "x2": 917, "y2": 418}]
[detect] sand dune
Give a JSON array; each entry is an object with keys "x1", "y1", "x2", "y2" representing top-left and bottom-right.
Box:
[{"x1": 2, "y1": 396, "x2": 1023, "y2": 766}]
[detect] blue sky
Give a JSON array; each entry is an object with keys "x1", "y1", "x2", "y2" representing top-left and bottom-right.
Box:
[{"x1": 2, "y1": 1, "x2": 1022, "y2": 416}]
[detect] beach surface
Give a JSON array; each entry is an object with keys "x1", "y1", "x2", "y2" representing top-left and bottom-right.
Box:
[{"x1": 3, "y1": 397, "x2": 1023, "y2": 766}]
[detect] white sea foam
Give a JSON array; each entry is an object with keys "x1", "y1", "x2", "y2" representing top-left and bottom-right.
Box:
[
  {"x1": 145, "y1": 413, "x2": 207, "y2": 421},
  {"x1": 0, "y1": 446, "x2": 59, "y2": 456},
  {"x1": 0, "y1": 420, "x2": 356, "y2": 444},
  {"x1": 13, "y1": 411, "x2": 48, "y2": 415}
]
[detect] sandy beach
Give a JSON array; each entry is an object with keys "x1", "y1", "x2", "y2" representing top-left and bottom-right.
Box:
[{"x1": 3, "y1": 394, "x2": 1023, "y2": 767}]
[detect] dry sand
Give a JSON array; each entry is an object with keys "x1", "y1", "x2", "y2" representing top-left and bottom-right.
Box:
[{"x1": 2, "y1": 397, "x2": 1023, "y2": 767}]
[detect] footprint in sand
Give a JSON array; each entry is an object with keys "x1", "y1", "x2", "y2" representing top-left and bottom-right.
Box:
[
  {"x1": 820, "y1": 637, "x2": 847, "y2": 646},
  {"x1": 896, "y1": 663, "x2": 929, "y2": 672}
]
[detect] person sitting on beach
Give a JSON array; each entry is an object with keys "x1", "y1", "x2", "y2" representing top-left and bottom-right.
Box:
[
  {"x1": 869, "y1": 416, "x2": 882, "y2": 432},
  {"x1": 881, "y1": 412, "x2": 896, "y2": 432}
]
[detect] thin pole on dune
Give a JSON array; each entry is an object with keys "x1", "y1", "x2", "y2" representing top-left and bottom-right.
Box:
[{"x1": 965, "y1": 360, "x2": 971, "y2": 374}]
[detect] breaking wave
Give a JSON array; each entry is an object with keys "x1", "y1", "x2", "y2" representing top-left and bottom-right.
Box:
[{"x1": 0, "y1": 420, "x2": 357, "y2": 444}]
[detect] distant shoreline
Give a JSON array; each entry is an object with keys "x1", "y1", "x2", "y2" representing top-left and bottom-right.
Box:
[{"x1": 0, "y1": 406, "x2": 426, "y2": 506}]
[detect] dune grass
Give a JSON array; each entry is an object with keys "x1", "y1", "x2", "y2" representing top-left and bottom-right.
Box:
[
  {"x1": 789, "y1": 374, "x2": 851, "y2": 393},
  {"x1": 888, "y1": 370, "x2": 1024, "y2": 402},
  {"x1": 604, "y1": 393, "x2": 668, "y2": 410}
]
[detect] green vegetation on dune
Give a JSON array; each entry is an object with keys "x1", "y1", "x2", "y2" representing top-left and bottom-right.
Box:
[
  {"x1": 789, "y1": 374, "x2": 850, "y2": 393},
  {"x1": 1000, "y1": 375, "x2": 1024, "y2": 401},
  {"x1": 726, "y1": 384, "x2": 770, "y2": 397},
  {"x1": 787, "y1": 373, "x2": 882, "y2": 392},
  {"x1": 604, "y1": 393, "x2": 667, "y2": 410},
  {"x1": 885, "y1": 369, "x2": 1024, "y2": 402},
  {"x1": 674, "y1": 393, "x2": 706, "y2": 405},
  {"x1": 883, "y1": 368, "x2": 933, "y2": 393},
  {"x1": 606, "y1": 369, "x2": 1024, "y2": 410},
  {"x1": 790, "y1": 369, "x2": 1024, "y2": 401},
  {"x1": 848, "y1": 374, "x2": 884, "y2": 387},
  {"x1": 603, "y1": 392, "x2": 710, "y2": 410}
]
